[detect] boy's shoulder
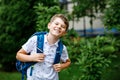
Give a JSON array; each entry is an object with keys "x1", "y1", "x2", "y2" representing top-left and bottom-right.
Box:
[
  {"x1": 31, "y1": 32, "x2": 47, "y2": 36},
  {"x1": 29, "y1": 32, "x2": 47, "y2": 39}
]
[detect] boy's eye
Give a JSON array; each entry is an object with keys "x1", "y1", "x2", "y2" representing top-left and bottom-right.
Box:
[
  {"x1": 55, "y1": 22, "x2": 58, "y2": 25},
  {"x1": 54, "y1": 22, "x2": 66, "y2": 28},
  {"x1": 61, "y1": 25, "x2": 65, "y2": 28}
]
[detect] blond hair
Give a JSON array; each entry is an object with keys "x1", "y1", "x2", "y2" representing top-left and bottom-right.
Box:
[{"x1": 50, "y1": 14, "x2": 69, "y2": 31}]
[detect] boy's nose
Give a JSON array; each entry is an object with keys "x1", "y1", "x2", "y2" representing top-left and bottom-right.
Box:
[{"x1": 57, "y1": 25, "x2": 61, "y2": 29}]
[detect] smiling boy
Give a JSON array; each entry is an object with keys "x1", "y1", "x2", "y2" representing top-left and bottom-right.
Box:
[{"x1": 16, "y1": 14, "x2": 71, "y2": 80}]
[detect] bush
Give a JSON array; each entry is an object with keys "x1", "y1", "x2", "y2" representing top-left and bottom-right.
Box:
[
  {"x1": 103, "y1": 0, "x2": 120, "y2": 31},
  {"x1": 77, "y1": 36, "x2": 116, "y2": 80},
  {"x1": 34, "y1": 3, "x2": 66, "y2": 31},
  {"x1": 0, "y1": 0, "x2": 37, "y2": 71},
  {"x1": 62, "y1": 29, "x2": 119, "y2": 80}
]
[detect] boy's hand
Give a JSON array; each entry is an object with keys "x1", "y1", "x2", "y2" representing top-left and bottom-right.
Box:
[
  {"x1": 53, "y1": 63, "x2": 62, "y2": 72},
  {"x1": 30, "y1": 53, "x2": 45, "y2": 62},
  {"x1": 53, "y1": 59, "x2": 71, "y2": 72}
]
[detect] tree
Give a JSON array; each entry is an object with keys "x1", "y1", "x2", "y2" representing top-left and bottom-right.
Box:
[
  {"x1": 34, "y1": 3, "x2": 66, "y2": 32},
  {"x1": 103, "y1": 0, "x2": 120, "y2": 31},
  {"x1": 0, "y1": 0, "x2": 38, "y2": 71},
  {"x1": 71, "y1": 0, "x2": 106, "y2": 35},
  {"x1": 0, "y1": 0, "x2": 64, "y2": 71}
]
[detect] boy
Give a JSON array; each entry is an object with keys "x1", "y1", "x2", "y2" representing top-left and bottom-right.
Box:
[{"x1": 16, "y1": 14, "x2": 71, "y2": 80}]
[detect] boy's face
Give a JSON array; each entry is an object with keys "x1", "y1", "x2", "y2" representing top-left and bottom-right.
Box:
[{"x1": 48, "y1": 17, "x2": 67, "y2": 37}]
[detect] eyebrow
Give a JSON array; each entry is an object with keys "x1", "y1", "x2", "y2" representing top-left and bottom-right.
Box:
[{"x1": 54, "y1": 21, "x2": 66, "y2": 27}]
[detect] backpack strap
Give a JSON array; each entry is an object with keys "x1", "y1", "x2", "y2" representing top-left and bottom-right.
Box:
[
  {"x1": 34, "y1": 32, "x2": 63, "y2": 64},
  {"x1": 53, "y1": 40, "x2": 63, "y2": 64},
  {"x1": 16, "y1": 32, "x2": 46, "y2": 80},
  {"x1": 31, "y1": 32, "x2": 47, "y2": 53},
  {"x1": 29, "y1": 32, "x2": 46, "y2": 76},
  {"x1": 37, "y1": 33, "x2": 44, "y2": 53},
  {"x1": 29, "y1": 32, "x2": 47, "y2": 53},
  {"x1": 18, "y1": 32, "x2": 63, "y2": 80}
]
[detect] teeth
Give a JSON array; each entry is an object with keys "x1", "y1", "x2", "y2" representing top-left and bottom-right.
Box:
[
  {"x1": 54, "y1": 28, "x2": 59, "y2": 33},
  {"x1": 55, "y1": 30, "x2": 59, "y2": 33}
]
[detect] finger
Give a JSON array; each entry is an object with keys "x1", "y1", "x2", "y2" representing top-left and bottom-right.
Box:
[
  {"x1": 55, "y1": 64, "x2": 61, "y2": 68},
  {"x1": 37, "y1": 59, "x2": 44, "y2": 62},
  {"x1": 55, "y1": 67, "x2": 61, "y2": 72},
  {"x1": 39, "y1": 54, "x2": 46, "y2": 58}
]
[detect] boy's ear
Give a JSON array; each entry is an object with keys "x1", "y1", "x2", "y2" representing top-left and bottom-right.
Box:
[{"x1": 47, "y1": 22, "x2": 51, "y2": 29}]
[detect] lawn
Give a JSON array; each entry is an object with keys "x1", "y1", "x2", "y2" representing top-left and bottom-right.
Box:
[
  {"x1": 0, "y1": 71, "x2": 21, "y2": 80},
  {"x1": 102, "y1": 53, "x2": 120, "y2": 80},
  {"x1": 0, "y1": 64, "x2": 80, "y2": 80},
  {"x1": 0, "y1": 57, "x2": 120, "y2": 80}
]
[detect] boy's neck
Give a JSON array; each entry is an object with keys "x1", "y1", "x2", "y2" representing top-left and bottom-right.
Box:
[{"x1": 47, "y1": 33, "x2": 59, "y2": 45}]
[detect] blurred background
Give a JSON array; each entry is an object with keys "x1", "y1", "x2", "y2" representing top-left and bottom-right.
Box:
[{"x1": 0, "y1": 0, "x2": 120, "y2": 80}]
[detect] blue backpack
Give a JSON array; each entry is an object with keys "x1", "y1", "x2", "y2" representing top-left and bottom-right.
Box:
[{"x1": 16, "y1": 32, "x2": 63, "y2": 80}]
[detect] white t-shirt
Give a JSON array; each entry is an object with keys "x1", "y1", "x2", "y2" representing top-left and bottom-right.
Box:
[{"x1": 22, "y1": 34, "x2": 69, "y2": 80}]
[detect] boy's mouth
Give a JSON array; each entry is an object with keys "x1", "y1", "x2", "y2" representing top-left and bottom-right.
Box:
[{"x1": 54, "y1": 28, "x2": 60, "y2": 33}]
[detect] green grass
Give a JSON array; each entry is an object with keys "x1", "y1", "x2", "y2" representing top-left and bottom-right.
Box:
[
  {"x1": 59, "y1": 64, "x2": 80, "y2": 80},
  {"x1": 0, "y1": 64, "x2": 79, "y2": 80},
  {"x1": 102, "y1": 53, "x2": 120, "y2": 80},
  {"x1": 0, "y1": 57, "x2": 120, "y2": 80},
  {"x1": 0, "y1": 71, "x2": 21, "y2": 80}
]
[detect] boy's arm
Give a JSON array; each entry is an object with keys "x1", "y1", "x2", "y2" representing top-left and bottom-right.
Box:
[
  {"x1": 53, "y1": 59, "x2": 71, "y2": 72},
  {"x1": 16, "y1": 48, "x2": 45, "y2": 62},
  {"x1": 16, "y1": 48, "x2": 32, "y2": 62},
  {"x1": 61, "y1": 59, "x2": 71, "y2": 69}
]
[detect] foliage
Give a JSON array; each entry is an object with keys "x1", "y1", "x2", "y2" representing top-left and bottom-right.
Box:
[
  {"x1": 34, "y1": 3, "x2": 66, "y2": 31},
  {"x1": 0, "y1": 0, "x2": 39, "y2": 71},
  {"x1": 62, "y1": 29, "x2": 119, "y2": 80},
  {"x1": 62, "y1": 29, "x2": 80, "y2": 62},
  {"x1": 1, "y1": 57, "x2": 120, "y2": 80},
  {"x1": 71, "y1": 0, "x2": 107, "y2": 30},
  {"x1": 36, "y1": 0, "x2": 59, "y2": 7},
  {"x1": 71, "y1": 0, "x2": 106, "y2": 18},
  {"x1": 103, "y1": 0, "x2": 120, "y2": 31},
  {"x1": 66, "y1": 28, "x2": 79, "y2": 37},
  {"x1": 0, "y1": 0, "x2": 65, "y2": 71},
  {"x1": 0, "y1": 0, "x2": 60, "y2": 71},
  {"x1": 76, "y1": 36, "x2": 118, "y2": 80}
]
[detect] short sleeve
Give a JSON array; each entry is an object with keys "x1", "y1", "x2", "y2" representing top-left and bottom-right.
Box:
[
  {"x1": 61, "y1": 45, "x2": 69, "y2": 62},
  {"x1": 22, "y1": 36, "x2": 37, "y2": 53}
]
